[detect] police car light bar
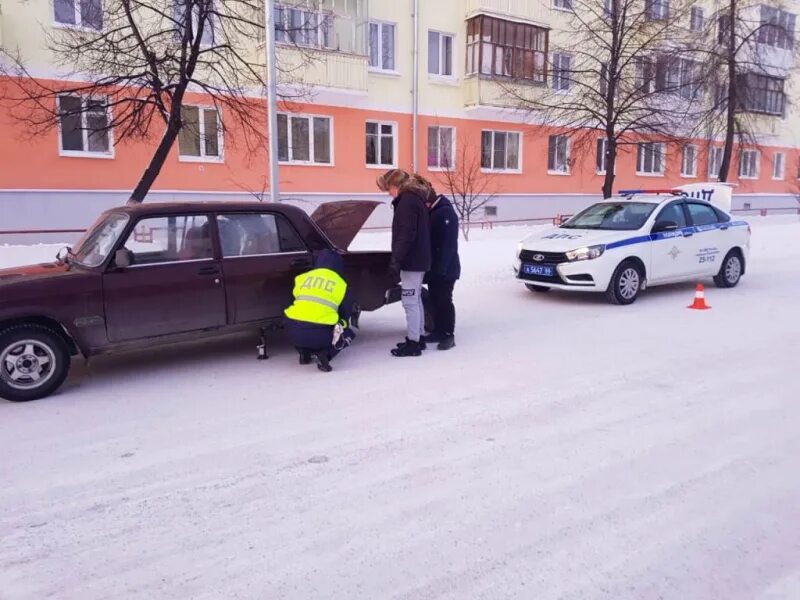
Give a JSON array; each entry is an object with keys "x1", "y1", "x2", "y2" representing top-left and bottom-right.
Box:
[{"x1": 618, "y1": 189, "x2": 682, "y2": 197}]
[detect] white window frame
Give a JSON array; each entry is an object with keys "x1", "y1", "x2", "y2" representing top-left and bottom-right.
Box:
[
  {"x1": 428, "y1": 30, "x2": 455, "y2": 79},
  {"x1": 275, "y1": 5, "x2": 333, "y2": 50},
  {"x1": 738, "y1": 149, "x2": 760, "y2": 179},
  {"x1": 690, "y1": 6, "x2": 704, "y2": 31},
  {"x1": 427, "y1": 125, "x2": 456, "y2": 171},
  {"x1": 552, "y1": 53, "x2": 572, "y2": 92},
  {"x1": 52, "y1": 0, "x2": 103, "y2": 31},
  {"x1": 547, "y1": 134, "x2": 571, "y2": 175},
  {"x1": 636, "y1": 142, "x2": 666, "y2": 176},
  {"x1": 596, "y1": 138, "x2": 608, "y2": 175},
  {"x1": 277, "y1": 112, "x2": 334, "y2": 167},
  {"x1": 772, "y1": 151, "x2": 785, "y2": 180},
  {"x1": 708, "y1": 146, "x2": 723, "y2": 178},
  {"x1": 368, "y1": 20, "x2": 397, "y2": 74},
  {"x1": 553, "y1": 0, "x2": 573, "y2": 11},
  {"x1": 178, "y1": 105, "x2": 224, "y2": 164},
  {"x1": 57, "y1": 94, "x2": 114, "y2": 159},
  {"x1": 365, "y1": 120, "x2": 397, "y2": 169},
  {"x1": 481, "y1": 129, "x2": 523, "y2": 173},
  {"x1": 681, "y1": 144, "x2": 698, "y2": 178}
]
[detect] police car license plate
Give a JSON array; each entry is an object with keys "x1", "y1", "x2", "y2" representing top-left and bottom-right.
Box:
[{"x1": 523, "y1": 263, "x2": 554, "y2": 277}]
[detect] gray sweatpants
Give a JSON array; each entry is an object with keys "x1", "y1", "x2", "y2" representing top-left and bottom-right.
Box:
[{"x1": 400, "y1": 270, "x2": 425, "y2": 342}]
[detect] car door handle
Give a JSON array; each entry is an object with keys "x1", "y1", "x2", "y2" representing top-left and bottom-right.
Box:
[
  {"x1": 291, "y1": 258, "x2": 312, "y2": 269},
  {"x1": 198, "y1": 266, "x2": 220, "y2": 275}
]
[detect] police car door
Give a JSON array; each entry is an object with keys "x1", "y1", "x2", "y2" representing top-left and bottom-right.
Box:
[
  {"x1": 649, "y1": 200, "x2": 695, "y2": 283},
  {"x1": 685, "y1": 201, "x2": 725, "y2": 275}
]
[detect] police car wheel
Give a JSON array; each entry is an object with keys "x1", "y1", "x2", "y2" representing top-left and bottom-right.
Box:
[
  {"x1": 525, "y1": 284, "x2": 551, "y2": 293},
  {"x1": 713, "y1": 251, "x2": 743, "y2": 288},
  {"x1": 606, "y1": 260, "x2": 643, "y2": 306}
]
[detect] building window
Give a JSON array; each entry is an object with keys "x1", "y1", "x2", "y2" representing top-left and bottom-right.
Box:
[
  {"x1": 547, "y1": 135, "x2": 570, "y2": 173},
  {"x1": 636, "y1": 142, "x2": 665, "y2": 175},
  {"x1": 553, "y1": 0, "x2": 572, "y2": 10},
  {"x1": 717, "y1": 14, "x2": 731, "y2": 44},
  {"x1": 178, "y1": 106, "x2": 222, "y2": 161},
  {"x1": 552, "y1": 54, "x2": 572, "y2": 91},
  {"x1": 365, "y1": 121, "x2": 395, "y2": 167},
  {"x1": 645, "y1": 0, "x2": 669, "y2": 21},
  {"x1": 596, "y1": 138, "x2": 608, "y2": 174},
  {"x1": 466, "y1": 15, "x2": 547, "y2": 83},
  {"x1": 428, "y1": 31, "x2": 454, "y2": 77},
  {"x1": 738, "y1": 149, "x2": 759, "y2": 179},
  {"x1": 634, "y1": 56, "x2": 655, "y2": 93},
  {"x1": 708, "y1": 146, "x2": 723, "y2": 178},
  {"x1": 277, "y1": 114, "x2": 332, "y2": 165},
  {"x1": 599, "y1": 62, "x2": 609, "y2": 97},
  {"x1": 427, "y1": 126, "x2": 455, "y2": 170},
  {"x1": 54, "y1": 0, "x2": 102, "y2": 30},
  {"x1": 772, "y1": 152, "x2": 785, "y2": 179},
  {"x1": 275, "y1": 5, "x2": 333, "y2": 50},
  {"x1": 369, "y1": 21, "x2": 396, "y2": 71},
  {"x1": 481, "y1": 130, "x2": 521, "y2": 171},
  {"x1": 758, "y1": 6, "x2": 796, "y2": 50},
  {"x1": 690, "y1": 6, "x2": 704, "y2": 31},
  {"x1": 484, "y1": 206, "x2": 498, "y2": 217},
  {"x1": 655, "y1": 57, "x2": 702, "y2": 100},
  {"x1": 681, "y1": 145, "x2": 698, "y2": 177},
  {"x1": 173, "y1": 0, "x2": 215, "y2": 46},
  {"x1": 58, "y1": 95, "x2": 111, "y2": 156},
  {"x1": 736, "y1": 73, "x2": 786, "y2": 116}
]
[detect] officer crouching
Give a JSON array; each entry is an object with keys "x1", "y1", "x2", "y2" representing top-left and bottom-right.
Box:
[{"x1": 284, "y1": 250, "x2": 356, "y2": 372}]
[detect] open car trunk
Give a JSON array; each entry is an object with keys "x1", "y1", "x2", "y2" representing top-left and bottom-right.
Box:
[{"x1": 310, "y1": 200, "x2": 381, "y2": 250}]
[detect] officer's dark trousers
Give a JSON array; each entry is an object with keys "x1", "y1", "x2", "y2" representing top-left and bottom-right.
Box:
[{"x1": 428, "y1": 278, "x2": 456, "y2": 335}]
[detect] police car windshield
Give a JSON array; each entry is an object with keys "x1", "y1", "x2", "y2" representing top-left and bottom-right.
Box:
[{"x1": 561, "y1": 202, "x2": 657, "y2": 231}]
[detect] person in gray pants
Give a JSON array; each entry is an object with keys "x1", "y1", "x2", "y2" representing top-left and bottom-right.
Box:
[{"x1": 376, "y1": 169, "x2": 432, "y2": 357}]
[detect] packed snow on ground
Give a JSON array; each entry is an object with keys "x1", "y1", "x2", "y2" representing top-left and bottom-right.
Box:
[{"x1": 1, "y1": 216, "x2": 799, "y2": 600}]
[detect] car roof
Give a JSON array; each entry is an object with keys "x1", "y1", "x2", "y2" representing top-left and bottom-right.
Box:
[{"x1": 104, "y1": 201, "x2": 306, "y2": 218}]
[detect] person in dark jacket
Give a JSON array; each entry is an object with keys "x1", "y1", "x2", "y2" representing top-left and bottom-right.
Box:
[
  {"x1": 284, "y1": 250, "x2": 356, "y2": 372},
  {"x1": 376, "y1": 169, "x2": 432, "y2": 357},
  {"x1": 414, "y1": 176, "x2": 461, "y2": 350}
]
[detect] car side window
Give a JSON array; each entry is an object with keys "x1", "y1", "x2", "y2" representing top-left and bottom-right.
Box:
[
  {"x1": 122, "y1": 215, "x2": 213, "y2": 266},
  {"x1": 655, "y1": 202, "x2": 688, "y2": 228},
  {"x1": 687, "y1": 202, "x2": 720, "y2": 227},
  {"x1": 217, "y1": 213, "x2": 307, "y2": 257}
]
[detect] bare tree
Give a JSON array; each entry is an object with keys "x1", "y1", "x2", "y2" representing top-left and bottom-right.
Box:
[
  {"x1": 435, "y1": 135, "x2": 497, "y2": 241},
  {"x1": 0, "y1": 0, "x2": 329, "y2": 203},
  {"x1": 502, "y1": 0, "x2": 705, "y2": 198},
  {"x1": 690, "y1": 0, "x2": 796, "y2": 181}
]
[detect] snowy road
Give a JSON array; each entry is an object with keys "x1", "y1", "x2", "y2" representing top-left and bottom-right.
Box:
[{"x1": 2, "y1": 217, "x2": 800, "y2": 599}]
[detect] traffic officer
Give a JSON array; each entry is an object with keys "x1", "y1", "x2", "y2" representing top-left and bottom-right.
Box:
[{"x1": 284, "y1": 249, "x2": 356, "y2": 372}]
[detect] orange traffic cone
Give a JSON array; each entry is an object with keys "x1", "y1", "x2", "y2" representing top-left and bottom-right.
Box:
[{"x1": 687, "y1": 284, "x2": 711, "y2": 310}]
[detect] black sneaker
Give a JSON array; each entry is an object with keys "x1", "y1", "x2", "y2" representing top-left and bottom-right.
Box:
[
  {"x1": 298, "y1": 350, "x2": 312, "y2": 365},
  {"x1": 396, "y1": 337, "x2": 426, "y2": 351},
  {"x1": 315, "y1": 353, "x2": 333, "y2": 372},
  {"x1": 391, "y1": 340, "x2": 423, "y2": 357},
  {"x1": 437, "y1": 335, "x2": 455, "y2": 351}
]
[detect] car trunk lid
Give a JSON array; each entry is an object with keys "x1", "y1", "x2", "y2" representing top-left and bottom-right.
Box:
[{"x1": 310, "y1": 201, "x2": 381, "y2": 250}]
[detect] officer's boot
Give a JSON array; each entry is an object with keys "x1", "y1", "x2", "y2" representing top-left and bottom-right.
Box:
[{"x1": 315, "y1": 352, "x2": 333, "y2": 372}]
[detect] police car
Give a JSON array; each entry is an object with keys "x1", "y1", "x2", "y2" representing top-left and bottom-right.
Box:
[{"x1": 514, "y1": 184, "x2": 751, "y2": 305}]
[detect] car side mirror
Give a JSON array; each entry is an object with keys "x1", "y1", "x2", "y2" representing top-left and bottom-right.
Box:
[
  {"x1": 652, "y1": 220, "x2": 679, "y2": 233},
  {"x1": 114, "y1": 248, "x2": 133, "y2": 269},
  {"x1": 56, "y1": 246, "x2": 71, "y2": 264}
]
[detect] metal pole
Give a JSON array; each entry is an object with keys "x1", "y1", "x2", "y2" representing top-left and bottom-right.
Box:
[
  {"x1": 411, "y1": 0, "x2": 419, "y2": 173},
  {"x1": 264, "y1": 0, "x2": 281, "y2": 202}
]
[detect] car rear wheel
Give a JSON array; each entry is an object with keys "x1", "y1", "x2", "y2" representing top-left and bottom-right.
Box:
[
  {"x1": 0, "y1": 325, "x2": 71, "y2": 402},
  {"x1": 713, "y1": 250, "x2": 743, "y2": 288},
  {"x1": 606, "y1": 260, "x2": 643, "y2": 305},
  {"x1": 525, "y1": 284, "x2": 551, "y2": 293}
]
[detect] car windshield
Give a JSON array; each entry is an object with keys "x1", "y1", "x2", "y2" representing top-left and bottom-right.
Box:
[
  {"x1": 72, "y1": 213, "x2": 130, "y2": 267},
  {"x1": 561, "y1": 202, "x2": 657, "y2": 231}
]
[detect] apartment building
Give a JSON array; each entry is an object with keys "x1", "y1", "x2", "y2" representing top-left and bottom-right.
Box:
[{"x1": 0, "y1": 0, "x2": 798, "y2": 235}]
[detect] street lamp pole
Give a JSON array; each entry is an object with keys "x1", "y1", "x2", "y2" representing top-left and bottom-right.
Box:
[{"x1": 264, "y1": 0, "x2": 280, "y2": 202}]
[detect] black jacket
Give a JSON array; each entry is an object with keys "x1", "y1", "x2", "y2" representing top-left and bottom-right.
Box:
[
  {"x1": 429, "y1": 195, "x2": 461, "y2": 281},
  {"x1": 391, "y1": 190, "x2": 432, "y2": 272}
]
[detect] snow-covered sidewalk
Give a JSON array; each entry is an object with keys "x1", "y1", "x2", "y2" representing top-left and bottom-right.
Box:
[{"x1": 1, "y1": 216, "x2": 799, "y2": 600}]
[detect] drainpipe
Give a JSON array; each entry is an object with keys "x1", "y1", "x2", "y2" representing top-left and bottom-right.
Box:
[
  {"x1": 412, "y1": 0, "x2": 420, "y2": 172},
  {"x1": 264, "y1": 0, "x2": 281, "y2": 202}
]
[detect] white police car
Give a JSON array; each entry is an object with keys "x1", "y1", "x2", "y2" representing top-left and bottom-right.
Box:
[{"x1": 514, "y1": 184, "x2": 751, "y2": 305}]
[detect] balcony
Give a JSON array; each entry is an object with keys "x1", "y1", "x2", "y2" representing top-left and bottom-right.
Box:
[
  {"x1": 465, "y1": 0, "x2": 549, "y2": 27},
  {"x1": 276, "y1": 46, "x2": 368, "y2": 93},
  {"x1": 464, "y1": 76, "x2": 545, "y2": 109}
]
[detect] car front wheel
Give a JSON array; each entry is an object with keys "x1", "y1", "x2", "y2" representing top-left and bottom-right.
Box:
[
  {"x1": 713, "y1": 250, "x2": 743, "y2": 288},
  {"x1": 606, "y1": 260, "x2": 643, "y2": 305},
  {"x1": 0, "y1": 325, "x2": 71, "y2": 402}
]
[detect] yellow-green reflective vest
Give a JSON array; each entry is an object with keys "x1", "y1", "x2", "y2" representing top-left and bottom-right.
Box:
[{"x1": 284, "y1": 268, "x2": 347, "y2": 326}]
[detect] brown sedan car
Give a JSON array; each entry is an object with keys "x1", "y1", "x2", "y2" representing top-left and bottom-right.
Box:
[{"x1": 0, "y1": 200, "x2": 399, "y2": 402}]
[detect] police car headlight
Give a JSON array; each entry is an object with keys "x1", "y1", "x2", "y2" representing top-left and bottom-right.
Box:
[{"x1": 566, "y1": 244, "x2": 605, "y2": 262}]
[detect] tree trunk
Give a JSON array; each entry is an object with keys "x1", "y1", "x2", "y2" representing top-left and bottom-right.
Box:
[
  {"x1": 128, "y1": 122, "x2": 182, "y2": 204},
  {"x1": 719, "y1": 0, "x2": 737, "y2": 182},
  {"x1": 602, "y1": 136, "x2": 617, "y2": 199}
]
